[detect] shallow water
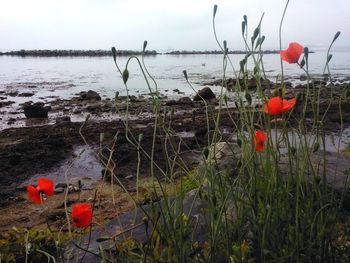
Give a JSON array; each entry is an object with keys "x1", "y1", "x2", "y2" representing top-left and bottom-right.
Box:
[
  {"x1": 0, "y1": 52, "x2": 349, "y2": 130},
  {"x1": 1, "y1": 51, "x2": 349, "y2": 101}
]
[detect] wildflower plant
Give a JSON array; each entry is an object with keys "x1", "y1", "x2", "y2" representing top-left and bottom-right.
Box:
[
  {"x1": 13, "y1": 1, "x2": 350, "y2": 262},
  {"x1": 71, "y1": 2, "x2": 348, "y2": 262}
]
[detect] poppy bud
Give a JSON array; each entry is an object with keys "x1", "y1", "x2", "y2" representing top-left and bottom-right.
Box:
[
  {"x1": 327, "y1": 54, "x2": 333, "y2": 64},
  {"x1": 241, "y1": 21, "x2": 246, "y2": 37},
  {"x1": 304, "y1": 47, "x2": 309, "y2": 62},
  {"x1": 143, "y1": 41, "x2": 148, "y2": 52},
  {"x1": 252, "y1": 27, "x2": 260, "y2": 44},
  {"x1": 122, "y1": 68, "x2": 129, "y2": 84},
  {"x1": 182, "y1": 70, "x2": 188, "y2": 81},
  {"x1": 223, "y1": 40, "x2": 228, "y2": 55},
  {"x1": 332, "y1": 31, "x2": 341, "y2": 43},
  {"x1": 111, "y1": 47, "x2": 117, "y2": 62},
  {"x1": 240, "y1": 58, "x2": 247, "y2": 73},
  {"x1": 213, "y1": 5, "x2": 218, "y2": 17}
]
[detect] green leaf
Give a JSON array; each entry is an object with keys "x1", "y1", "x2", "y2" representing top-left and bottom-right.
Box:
[
  {"x1": 300, "y1": 57, "x2": 305, "y2": 68},
  {"x1": 122, "y1": 68, "x2": 129, "y2": 84}
]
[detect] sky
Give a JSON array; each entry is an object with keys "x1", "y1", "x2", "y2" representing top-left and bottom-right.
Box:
[{"x1": 0, "y1": 0, "x2": 349, "y2": 51}]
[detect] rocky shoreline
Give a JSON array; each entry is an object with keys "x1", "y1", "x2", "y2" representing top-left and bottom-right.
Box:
[{"x1": 0, "y1": 80, "x2": 350, "y2": 231}]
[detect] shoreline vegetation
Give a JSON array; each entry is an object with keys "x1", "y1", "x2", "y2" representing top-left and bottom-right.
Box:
[{"x1": 0, "y1": 49, "x2": 314, "y2": 57}]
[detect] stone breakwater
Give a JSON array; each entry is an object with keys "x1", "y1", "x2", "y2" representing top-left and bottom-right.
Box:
[
  {"x1": 0, "y1": 49, "x2": 158, "y2": 57},
  {"x1": 165, "y1": 50, "x2": 315, "y2": 55},
  {"x1": 0, "y1": 49, "x2": 316, "y2": 57}
]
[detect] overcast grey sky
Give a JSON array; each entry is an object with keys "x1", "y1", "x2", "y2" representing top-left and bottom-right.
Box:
[{"x1": 1, "y1": 0, "x2": 349, "y2": 51}]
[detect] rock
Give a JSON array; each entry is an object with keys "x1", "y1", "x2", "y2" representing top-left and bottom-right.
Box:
[
  {"x1": 0, "y1": 101, "x2": 15, "y2": 108},
  {"x1": 73, "y1": 108, "x2": 82, "y2": 114},
  {"x1": 201, "y1": 142, "x2": 240, "y2": 177},
  {"x1": 6, "y1": 91, "x2": 19, "y2": 96},
  {"x1": 173, "y1": 89, "x2": 185, "y2": 95},
  {"x1": 86, "y1": 102, "x2": 102, "y2": 113},
  {"x1": 79, "y1": 90, "x2": 101, "y2": 101},
  {"x1": 18, "y1": 92, "x2": 35, "y2": 97},
  {"x1": 55, "y1": 116, "x2": 71, "y2": 125},
  {"x1": 23, "y1": 102, "x2": 50, "y2": 118},
  {"x1": 165, "y1": 96, "x2": 193, "y2": 106},
  {"x1": 193, "y1": 87, "x2": 216, "y2": 101},
  {"x1": 178, "y1": 96, "x2": 193, "y2": 105}
]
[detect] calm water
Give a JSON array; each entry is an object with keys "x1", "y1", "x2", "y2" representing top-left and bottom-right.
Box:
[{"x1": 0, "y1": 51, "x2": 350, "y2": 103}]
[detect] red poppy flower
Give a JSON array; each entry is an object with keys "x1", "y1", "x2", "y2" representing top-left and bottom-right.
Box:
[
  {"x1": 72, "y1": 203, "x2": 93, "y2": 228},
  {"x1": 27, "y1": 178, "x2": 55, "y2": 204},
  {"x1": 263, "y1": 96, "x2": 296, "y2": 115},
  {"x1": 254, "y1": 130, "x2": 268, "y2": 152},
  {"x1": 280, "y1": 42, "x2": 303, "y2": 64}
]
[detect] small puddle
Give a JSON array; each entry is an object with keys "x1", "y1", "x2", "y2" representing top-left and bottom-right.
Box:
[{"x1": 20, "y1": 145, "x2": 103, "y2": 190}]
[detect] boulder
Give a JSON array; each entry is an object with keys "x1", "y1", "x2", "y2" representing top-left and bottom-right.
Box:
[
  {"x1": 193, "y1": 87, "x2": 216, "y2": 101},
  {"x1": 165, "y1": 96, "x2": 193, "y2": 106},
  {"x1": 178, "y1": 96, "x2": 193, "y2": 105},
  {"x1": 23, "y1": 102, "x2": 50, "y2": 118},
  {"x1": 55, "y1": 116, "x2": 71, "y2": 125},
  {"x1": 79, "y1": 90, "x2": 101, "y2": 101},
  {"x1": 18, "y1": 92, "x2": 35, "y2": 97}
]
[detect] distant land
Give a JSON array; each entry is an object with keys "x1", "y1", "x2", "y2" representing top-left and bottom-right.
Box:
[
  {"x1": 0, "y1": 49, "x2": 158, "y2": 57},
  {"x1": 0, "y1": 49, "x2": 314, "y2": 57}
]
